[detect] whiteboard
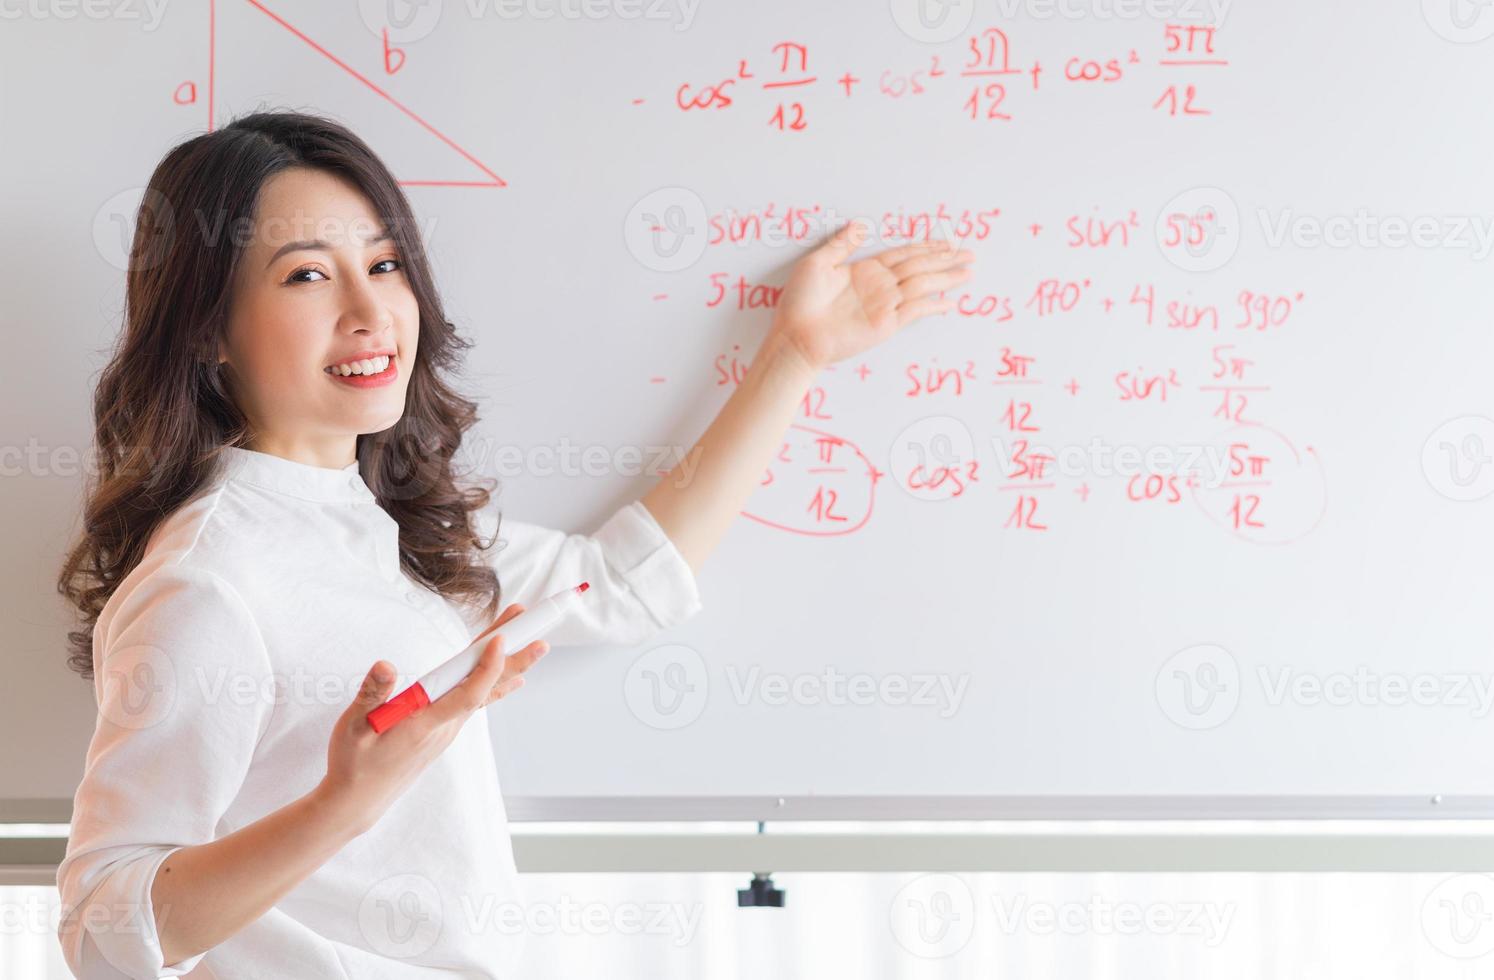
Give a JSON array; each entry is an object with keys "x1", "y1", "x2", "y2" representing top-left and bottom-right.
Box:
[{"x1": 8, "y1": 0, "x2": 1494, "y2": 821}]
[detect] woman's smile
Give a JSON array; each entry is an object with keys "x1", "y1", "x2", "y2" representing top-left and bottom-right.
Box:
[{"x1": 324, "y1": 353, "x2": 399, "y2": 388}]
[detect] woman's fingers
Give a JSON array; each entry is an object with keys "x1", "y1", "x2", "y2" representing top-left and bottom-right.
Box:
[
  {"x1": 896, "y1": 267, "x2": 974, "y2": 301},
  {"x1": 479, "y1": 639, "x2": 550, "y2": 706},
  {"x1": 482, "y1": 676, "x2": 526, "y2": 708},
  {"x1": 493, "y1": 602, "x2": 525, "y2": 626},
  {"x1": 889, "y1": 265, "x2": 970, "y2": 327},
  {"x1": 873, "y1": 239, "x2": 955, "y2": 271},
  {"x1": 889, "y1": 248, "x2": 974, "y2": 281},
  {"x1": 811, "y1": 218, "x2": 870, "y2": 267},
  {"x1": 895, "y1": 295, "x2": 957, "y2": 327},
  {"x1": 496, "y1": 640, "x2": 549, "y2": 686},
  {"x1": 420, "y1": 632, "x2": 509, "y2": 727},
  {"x1": 387, "y1": 601, "x2": 549, "y2": 729}
]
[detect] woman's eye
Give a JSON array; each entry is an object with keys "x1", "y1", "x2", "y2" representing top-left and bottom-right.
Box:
[{"x1": 285, "y1": 259, "x2": 399, "y2": 284}]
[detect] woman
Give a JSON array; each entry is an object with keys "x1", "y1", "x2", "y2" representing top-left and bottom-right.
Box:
[{"x1": 54, "y1": 110, "x2": 974, "y2": 978}]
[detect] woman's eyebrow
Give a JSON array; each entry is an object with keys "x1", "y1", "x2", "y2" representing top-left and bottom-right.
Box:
[{"x1": 264, "y1": 231, "x2": 393, "y2": 269}]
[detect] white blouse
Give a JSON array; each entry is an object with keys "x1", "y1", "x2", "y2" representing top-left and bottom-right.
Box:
[{"x1": 56, "y1": 445, "x2": 703, "y2": 979}]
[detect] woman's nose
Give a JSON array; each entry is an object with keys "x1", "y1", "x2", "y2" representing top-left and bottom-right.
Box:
[{"x1": 339, "y1": 279, "x2": 393, "y2": 335}]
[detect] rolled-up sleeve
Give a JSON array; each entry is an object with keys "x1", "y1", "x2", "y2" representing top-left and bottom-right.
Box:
[
  {"x1": 57, "y1": 564, "x2": 274, "y2": 979},
  {"x1": 481, "y1": 498, "x2": 703, "y2": 648}
]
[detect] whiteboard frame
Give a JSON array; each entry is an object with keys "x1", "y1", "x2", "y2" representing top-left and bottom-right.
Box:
[
  {"x1": 502, "y1": 796, "x2": 1494, "y2": 821},
  {"x1": 9, "y1": 795, "x2": 1494, "y2": 825},
  {"x1": 13, "y1": 795, "x2": 1494, "y2": 881},
  {"x1": 8, "y1": 824, "x2": 1494, "y2": 880}
]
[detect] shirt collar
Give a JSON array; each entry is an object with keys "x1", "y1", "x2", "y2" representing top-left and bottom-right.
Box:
[{"x1": 217, "y1": 446, "x2": 374, "y2": 503}]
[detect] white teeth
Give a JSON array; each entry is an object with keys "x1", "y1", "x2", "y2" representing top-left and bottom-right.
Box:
[{"x1": 328, "y1": 355, "x2": 391, "y2": 376}]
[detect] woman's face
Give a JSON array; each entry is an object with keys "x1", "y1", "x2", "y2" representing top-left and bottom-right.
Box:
[{"x1": 219, "y1": 166, "x2": 419, "y2": 468}]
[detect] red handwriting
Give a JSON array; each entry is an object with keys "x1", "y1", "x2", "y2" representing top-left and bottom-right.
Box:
[
  {"x1": 707, "y1": 273, "x2": 783, "y2": 310},
  {"x1": 1115, "y1": 367, "x2": 1183, "y2": 402},
  {"x1": 744, "y1": 425, "x2": 881, "y2": 536},
  {"x1": 1067, "y1": 210, "x2": 1140, "y2": 248}
]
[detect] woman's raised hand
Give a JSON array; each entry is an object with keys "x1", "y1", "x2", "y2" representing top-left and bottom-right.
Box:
[{"x1": 768, "y1": 219, "x2": 976, "y2": 372}]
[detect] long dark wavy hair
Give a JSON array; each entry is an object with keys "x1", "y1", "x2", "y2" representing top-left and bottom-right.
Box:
[{"x1": 57, "y1": 110, "x2": 503, "y2": 680}]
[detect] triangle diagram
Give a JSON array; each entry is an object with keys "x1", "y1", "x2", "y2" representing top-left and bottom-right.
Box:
[{"x1": 209, "y1": 0, "x2": 505, "y2": 188}]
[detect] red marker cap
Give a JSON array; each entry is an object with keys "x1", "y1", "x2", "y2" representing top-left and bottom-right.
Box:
[{"x1": 367, "y1": 682, "x2": 431, "y2": 734}]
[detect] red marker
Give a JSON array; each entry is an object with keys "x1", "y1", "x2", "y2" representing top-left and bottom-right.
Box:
[{"x1": 367, "y1": 582, "x2": 590, "y2": 733}]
